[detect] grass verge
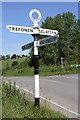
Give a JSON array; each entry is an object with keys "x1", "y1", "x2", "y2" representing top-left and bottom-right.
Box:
[
  {"x1": 0, "y1": 84, "x2": 2, "y2": 119},
  {"x1": 2, "y1": 66, "x2": 78, "y2": 76},
  {"x1": 2, "y1": 58, "x2": 79, "y2": 76},
  {"x1": 2, "y1": 82, "x2": 68, "y2": 119}
]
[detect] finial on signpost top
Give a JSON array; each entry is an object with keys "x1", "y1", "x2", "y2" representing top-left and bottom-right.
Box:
[{"x1": 29, "y1": 9, "x2": 42, "y2": 34}]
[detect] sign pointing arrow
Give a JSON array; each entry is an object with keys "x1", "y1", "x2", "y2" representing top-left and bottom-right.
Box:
[
  {"x1": 22, "y1": 41, "x2": 34, "y2": 51},
  {"x1": 21, "y1": 34, "x2": 59, "y2": 51},
  {"x1": 6, "y1": 25, "x2": 34, "y2": 34},
  {"x1": 39, "y1": 28, "x2": 58, "y2": 36},
  {"x1": 38, "y1": 34, "x2": 59, "y2": 47}
]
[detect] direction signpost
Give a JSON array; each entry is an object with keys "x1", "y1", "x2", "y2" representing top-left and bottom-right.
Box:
[
  {"x1": 39, "y1": 28, "x2": 58, "y2": 36},
  {"x1": 6, "y1": 9, "x2": 59, "y2": 108},
  {"x1": 6, "y1": 25, "x2": 34, "y2": 34},
  {"x1": 22, "y1": 42, "x2": 34, "y2": 51},
  {"x1": 6, "y1": 25, "x2": 58, "y2": 36},
  {"x1": 38, "y1": 35, "x2": 59, "y2": 47},
  {"x1": 22, "y1": 35, "x2": 59, "y2": 51}
]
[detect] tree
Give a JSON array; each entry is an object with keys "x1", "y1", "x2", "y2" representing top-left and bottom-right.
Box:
[
  {"x1": 11, "y1": 54, "x2": 17, "y2": 59},
  {"x1": 62, "y1": 12, "x2": 76, "y2": 61},
  {"x1": 6, "y1": 54, "x2": 10, "y2": 59},
  {"x1": 16, "y1": 55, "x2": 21, "y2": 58},
  {"x1": 29, "y1": 12, "x2": 79, "y2": 66},
  {"x1": 18, "y1": 57, "x2": 30, "y2": 68},
  {"x1": 2, "y1": 56, "x2": 5, "y2": 60},
  {"x1": 22, "y1": 54, "x2": 26, "y2": 57}
]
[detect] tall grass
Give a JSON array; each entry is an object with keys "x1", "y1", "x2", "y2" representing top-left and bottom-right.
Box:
[
  {"x1": 2, "y1": 82, "x2": 68, "y2": 119},
  {"x1": 0, "y1": 61, "x2": 2, "y2": 76},
  {"x1": 0, "y1": 84, "x2": 2, "y2": 119},
  {"x1": 2, "y1": 66, "x2": 78, "y2": 76}
]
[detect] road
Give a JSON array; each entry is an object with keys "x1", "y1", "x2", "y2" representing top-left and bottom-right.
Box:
[{"x1": 1, "y1": 74, "x2": 79, "y2": 118}]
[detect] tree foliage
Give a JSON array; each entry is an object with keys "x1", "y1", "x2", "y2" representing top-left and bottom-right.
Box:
[
  {"x1": 12, "y1": 61, "x2": 18, "y2": 68},
  {"x1": 11, "y1": 54, "x2": 17, "y2": 59},
  {"x1": 29, "y1": 12, "x2": 79, "y2": 66}
]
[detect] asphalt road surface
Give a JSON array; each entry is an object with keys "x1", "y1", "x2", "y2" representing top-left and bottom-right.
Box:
[{"x1": 2, "y1": 74, "x2": 79, "y2": 118}]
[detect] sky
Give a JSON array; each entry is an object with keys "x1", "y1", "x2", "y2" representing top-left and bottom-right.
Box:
[
  {"x1": 2, "y1": 2, "x2": 78, "y2": 56},
  {"x1": 1, "y1": 0, "x2": 79, "y2": 2}
]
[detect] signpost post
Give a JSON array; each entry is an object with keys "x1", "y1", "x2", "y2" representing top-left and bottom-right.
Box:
[
  {"x1": 6, "y1": 9, "x2": 59, "y2": 108},
  {"x1": 32, "y1": 34, "x2": 40, "y2": 107}
]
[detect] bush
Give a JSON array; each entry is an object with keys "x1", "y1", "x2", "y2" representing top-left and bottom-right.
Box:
[
  {"x1": 18, "y1": 59, "x2": 29, "y2": 69},
  {"x1": 12, "y1": 61, "x2": 18, "y2": 68},
  {"x1": 11, "y1": 54, "x2": 17, "y2": 59},
  {"x1": 6, "y1": 63, "x2": 10, "y2": 70}
]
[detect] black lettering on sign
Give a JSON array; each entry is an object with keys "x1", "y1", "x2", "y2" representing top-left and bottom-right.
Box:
[
  {"x1": 46, "y1": 30, "x2": 49, "y2": 34},
  {"x1": 30, "y1": 28, "x2": 33, "y2": 32},
  {"x1": 20, "y1": 28, "x2": 33, "y2": 33},
  {"x1": 23, "y1": 28, "x2": 27, "y2": 32},
  {"x1": 49, "y1": 31, "x2": 52, "y2": 34},
  {"x1": 9, "y1": 27, "x2": 11, "y2": 30},
  {"x1": 42, "y1": 30, "x2": 45, "y2": 34},
  {"x1": 15, "y1": 27, "x2": 17, "y2": 31},
  {"x1": 18, "y1": 27, "x2": 20, "y2": 31},
  {"x1": 39, "y1": 29, "x2": 45, "y2": 34},
  {"x1": 28, "y1": 28, "x2": 33, "y2": 32},
  {"x1": 46, "y1": 38, "x2": 49, "y2": 43},
  {"x1": 26, "y1": 28, "x2": 29, "y2": 32},
  {"x1": 52, "y1": 31, "x2": 56, "y2": 34},
  {"x1": 15, "y1": 27, "x2": 18, "y2": 31},
  {"x1": 12, "y1": 27, "x2": 15, "y2": 31},
  {"x1": 27, "y1": 28, "x2": 29, "y2": 32},
  {"x1": 21, "y1": 28, "x2": 24, "y2": 32},
  {"x1": 40, "y1": 40, "x2": 45, "y2": 45},
  {"x1": 22, "y1": 42, "x2": 34, "y2": 50}
]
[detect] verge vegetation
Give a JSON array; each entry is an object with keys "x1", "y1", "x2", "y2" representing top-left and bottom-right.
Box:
[
  {"x1": 0, "y1": 84, "x2": 2, "y2": 119},
  {"x1": 2, "y1": 58, "x2": 78, "y2": 76},
  {"x1": 2, "y1": 82, "x2": 68, "y2": 119}
]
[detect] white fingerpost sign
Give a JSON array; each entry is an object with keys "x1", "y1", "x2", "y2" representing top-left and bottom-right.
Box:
[
  {"x1": 6, "y1": 9, "x2": 59, "y2": 108},
  {"x1": 6, "y1": 25, "x2": 34, "y2": 34},
  {"x1": 39, "y1": 28, "x2": 58, "y2": 36}
]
